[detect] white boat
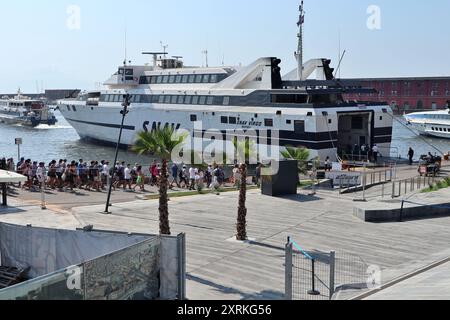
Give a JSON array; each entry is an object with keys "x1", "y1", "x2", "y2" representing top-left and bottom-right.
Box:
[
  {"x1": 0, "y1": 91, "x2": 57, "y2": 127},
  {"x1": 57, "y1": 2, "x2": 393, "y2": 162},
  {"x1": 404, "y1": 109, "x2": 450, "y2": 139}
]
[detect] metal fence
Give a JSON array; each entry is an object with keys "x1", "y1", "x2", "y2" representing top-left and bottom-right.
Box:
[{"x1": 285, "y1": 238, "x2": 370, "y2": 300}]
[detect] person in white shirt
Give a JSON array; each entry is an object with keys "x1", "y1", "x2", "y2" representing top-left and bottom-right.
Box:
[
  {"x1": 372, "y1": 145, "x2": 379, "y2": 163},
  {"x1": 189, "y1": 167, "x2": 196, "y2": 190},
  {"x1": 36, "y1": 162, "x2": 47, "y2": 190},
  {"x1": 124, "y1": 164, "x2": 132, "y2": 190}
]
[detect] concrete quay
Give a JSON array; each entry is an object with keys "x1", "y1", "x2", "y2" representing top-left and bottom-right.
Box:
[{"x1": 3, "y1": 174, "x2": 450, "y2": 300}]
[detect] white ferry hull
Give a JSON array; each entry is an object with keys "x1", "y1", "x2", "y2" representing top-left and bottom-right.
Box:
[{"x1": 59, "y1": 102, "x2": 393, "y2": 162}]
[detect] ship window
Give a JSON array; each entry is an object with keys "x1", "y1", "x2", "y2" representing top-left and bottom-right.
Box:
[
  {"x1": 150, "y1": 76, "x2": 157, "y2": 84},
  {"x1": 178, "y1": 96, "x2": 184, "y2": 104},
  {"x1": 352, "y1": 116, "x2": 364, "y2": 130},
  {"x1": 223, "y1": 96, "x2": 230, "y2": 106},
  {"x1": 294, "y1": 120, "x2": 305, "y2": 134},
  {"x1": 199, "y1": 96, "x2": 207, "y2": 105},
  {"x1": 202, "y1": 75, "x2": 210, "y2": 83},
  {"x1": 164, "y1": 96, "x2": 171, "y2": 104},
  {"x1": 175, "y1": 75, "x2": 182, "y2": 83},
  {"x1": 169, "y1": 76, "x2": 176, "y2": 84},
  {"x1": 115, "y1": 95, "x2": 121, "y2": 102},
  {"x1": 188, "y1": 75, "x2": 196, "y2": 83},
  {"x1": 192, "y1": 96, "x2": 199, "y2": 104},
  {"x1": 182, "y1": 75, "x2": 189, "y2": 83},
  {"x1": 229, "y1": 117, "x2": 237, "y2": 124},
  {"x1": 184, "y1": 96, "x2": 192, "y2": 104},
  {"x1": 72, "y1": 106, "x2": 77, "y2": 112},
  {"x1": 440, "y1": 128, "x2": 443, "y2": 132},
  {"x1": 156, "y1": 76, "x2": 163, "y2": 84},
  {"x1": 190, "y1": 115, "x2": 197, "y2": 122},
  {"x1": 158, "y1": 96, "x2": 164, "y2": 103},
  {"x1": 221, "y1": 116, "x2": 228, "y2": 124},
  {"x1": 67, "y1": 106, "x2": 70, "y2": 111},
  {"x1": 265, "y1": 119, "x2": 274, "y2": 127},
  {"x1": 329, "y1": 119, "x2": 332, "y2": 124},
  {"x1": 307, "y1": 112, "x2": 313, "y2": 117},
  {"x1": 162, "y1": 76, "x2": 169, "y2": 83},
  {"x1": 271, "y1": 94, "x2": 308, "y2": 104},
  {"x1": 171, "y1": 96, "x2": 178, "y2": 104},
  {"x1": 380, "y1": 116, "x2": 383, "y2": 121},
  {"x1": 210, "y1": 74, "x2": 218, "y2": 83},
  {"x1": 125, "y1": 69, "x2": 133, "y2": 76},
  {"x1": 207, "y1": 96, "x2": 214, "y2": 105},
  {"x1": 286, "y1": 120, "x2": 292, "y2": 125},
  {"x1": 195, "y1": 75, "x2": 203, "y2": 83}
]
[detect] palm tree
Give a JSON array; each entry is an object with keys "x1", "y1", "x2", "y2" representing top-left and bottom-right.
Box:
[
  {"x1": 281, "y1": 146, "x2": 311, "y2": 175},
  {"x1": 133, "y1": 127, "x2": 187, "y2": 235},
  {"x1": 232, "y1": 138, "x2": 257, "y2": 241}
]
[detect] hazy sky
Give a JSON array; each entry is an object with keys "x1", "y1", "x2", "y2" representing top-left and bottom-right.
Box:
[{"x1": 0, "y1": 0, "x2": 449, "y2": 93}]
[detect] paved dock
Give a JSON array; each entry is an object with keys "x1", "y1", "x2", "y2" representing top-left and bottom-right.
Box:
[
  {"x1": 3, "y1": 181, "x2": 450, "y2": 300},
  {"x1": 2, "y1": 163, "x2": 450, "y2": 300},
  {"x1": 367, "y1": 261, "x2": 450, "y2": 300}
]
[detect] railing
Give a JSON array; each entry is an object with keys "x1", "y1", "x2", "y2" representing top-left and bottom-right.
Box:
[
  {"x1": 339, "y1": 166, "x2": 395, "y2": 196},
  {"x1": 387, "y1": 175, "x2": 437, "y2": 199}
]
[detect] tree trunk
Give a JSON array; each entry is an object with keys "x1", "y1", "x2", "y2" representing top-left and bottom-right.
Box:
[
  {"x1": 236, "y1": 164, "x2": 248, "y2": 241},
  {"x1": 159, "y1": 159, "x2": 171, "y2": 235}
]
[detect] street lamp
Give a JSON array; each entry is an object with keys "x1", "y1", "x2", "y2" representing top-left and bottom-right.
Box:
[{"x1": 104, "y1": 93, "x2": 131, "y2": 214}]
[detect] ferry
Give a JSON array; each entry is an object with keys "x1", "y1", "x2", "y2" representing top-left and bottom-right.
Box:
[
  {"x1": 0, "y1": 91, "x2": 57, "y2": 127},
  {"x1": 404, "y1": 109, "x2": 450, "y2": 139},
  {"x1": 57, "y1": 2, "x2": 393, "y2": 162}
]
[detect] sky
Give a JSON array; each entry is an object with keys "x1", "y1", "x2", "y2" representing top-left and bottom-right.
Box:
[{"x1": 0, "y1": 0, "x2": 449, "y2": 93}]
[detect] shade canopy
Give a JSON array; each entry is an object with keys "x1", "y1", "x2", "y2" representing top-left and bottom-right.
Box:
[{"x1": 0, "y1": 170, "x2": 27, "y2": 183}]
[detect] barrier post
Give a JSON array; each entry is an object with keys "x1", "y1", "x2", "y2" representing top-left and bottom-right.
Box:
[
  {"x1": 285, "y1": 241, "x2": 293, "y2": 300},
  {"x1": 308, "y1": 259, "x2": 320, "y2": 296},
  {"x1": 329, "y1": 251, "x2": 336, "y2": 300}
]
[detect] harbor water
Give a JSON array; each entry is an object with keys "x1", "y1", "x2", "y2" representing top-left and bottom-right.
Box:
[{"x1": 0, "y1": 111, "x2": 449, "y2": 164}]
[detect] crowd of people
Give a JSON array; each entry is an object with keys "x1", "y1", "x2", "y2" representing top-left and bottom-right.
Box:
[
  {"x1": 0, "y1": 157, "x2": 256, "y2": 193},
  {"x1": 348, "y1": 144, "x2": 381, "y2": 163}
]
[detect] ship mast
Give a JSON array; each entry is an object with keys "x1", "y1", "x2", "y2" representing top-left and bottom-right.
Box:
[{"x1": 296, "y1": 1, "x2": 305, "y2": 80}]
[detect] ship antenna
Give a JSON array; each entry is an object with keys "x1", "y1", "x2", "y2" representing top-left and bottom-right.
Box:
[
  {"x1": 160, "y1": 41, "x2": 168, "y2": 59},
  {"x1": 202, "y1": 49, "x2": 209, "y2": 67},
  {"x1": 295, "y1": 0, "x2": 305, "y2": 80},
  {"x1": 123, "y1": 27, "x2": 128, "y2": 66}
]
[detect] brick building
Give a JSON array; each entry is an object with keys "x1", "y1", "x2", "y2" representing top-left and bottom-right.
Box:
[{"x1": 344, "y1": 77, "x2": 450, "y2": 113}]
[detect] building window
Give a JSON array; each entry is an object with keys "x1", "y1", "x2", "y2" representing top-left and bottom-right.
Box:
[
  {"x1": 190, "y1": 115, "x2": 197, "y2": 122},
  {"x1": 265, "y1": 119, "x2": 274, "y2": 127}
]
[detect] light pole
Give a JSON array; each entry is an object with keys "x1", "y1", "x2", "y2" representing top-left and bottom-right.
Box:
[{"x1": 104, "y1": 93, "x2": 131, "y2": 214}]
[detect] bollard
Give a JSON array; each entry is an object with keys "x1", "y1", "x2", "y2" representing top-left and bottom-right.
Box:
[
  {"x1": 398, "y1": 200, "x2": 405, "y2": 222},
  {"x1": 308, "y1": 259, "x2": 321, "y2": 296},
  {"x1": 391, "y1": 181, "x2": 396, "y2": 199}
]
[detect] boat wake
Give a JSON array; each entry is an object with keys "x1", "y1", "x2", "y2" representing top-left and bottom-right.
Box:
[{"x1": 34, "y1": 124, "x2": 73, "y2": 130}]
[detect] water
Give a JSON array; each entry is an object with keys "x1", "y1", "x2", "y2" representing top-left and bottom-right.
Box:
[
  {"x1": 1, "y1": 112, "x2": 449, "y2": 163},
  {"x1": 0, "y1": 111, "x2": 153, "y2": 165}
]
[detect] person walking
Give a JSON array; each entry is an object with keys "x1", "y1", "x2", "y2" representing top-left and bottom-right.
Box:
[
  {"x1": 372, "y1": 144, "x2": 379, "y2": 163},
  {"x1": 408, "y1": 147, "x2": 415, "y2": 166},
  {"x1": 189, "y1": 166, "x2": 197, "y2": 191},
  {"x1": 170, "y1": 163, "x2": 180, "y2": 189}
]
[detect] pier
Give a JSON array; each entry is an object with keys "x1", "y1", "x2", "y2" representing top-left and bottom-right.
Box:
[{"x1": 2, "y1": 163, "x2": 450, "y2": 300}]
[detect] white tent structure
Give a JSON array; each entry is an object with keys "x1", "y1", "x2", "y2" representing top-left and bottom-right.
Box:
[{"x1": 1, "y1": 170, "x2": 26, "y2": 206}]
